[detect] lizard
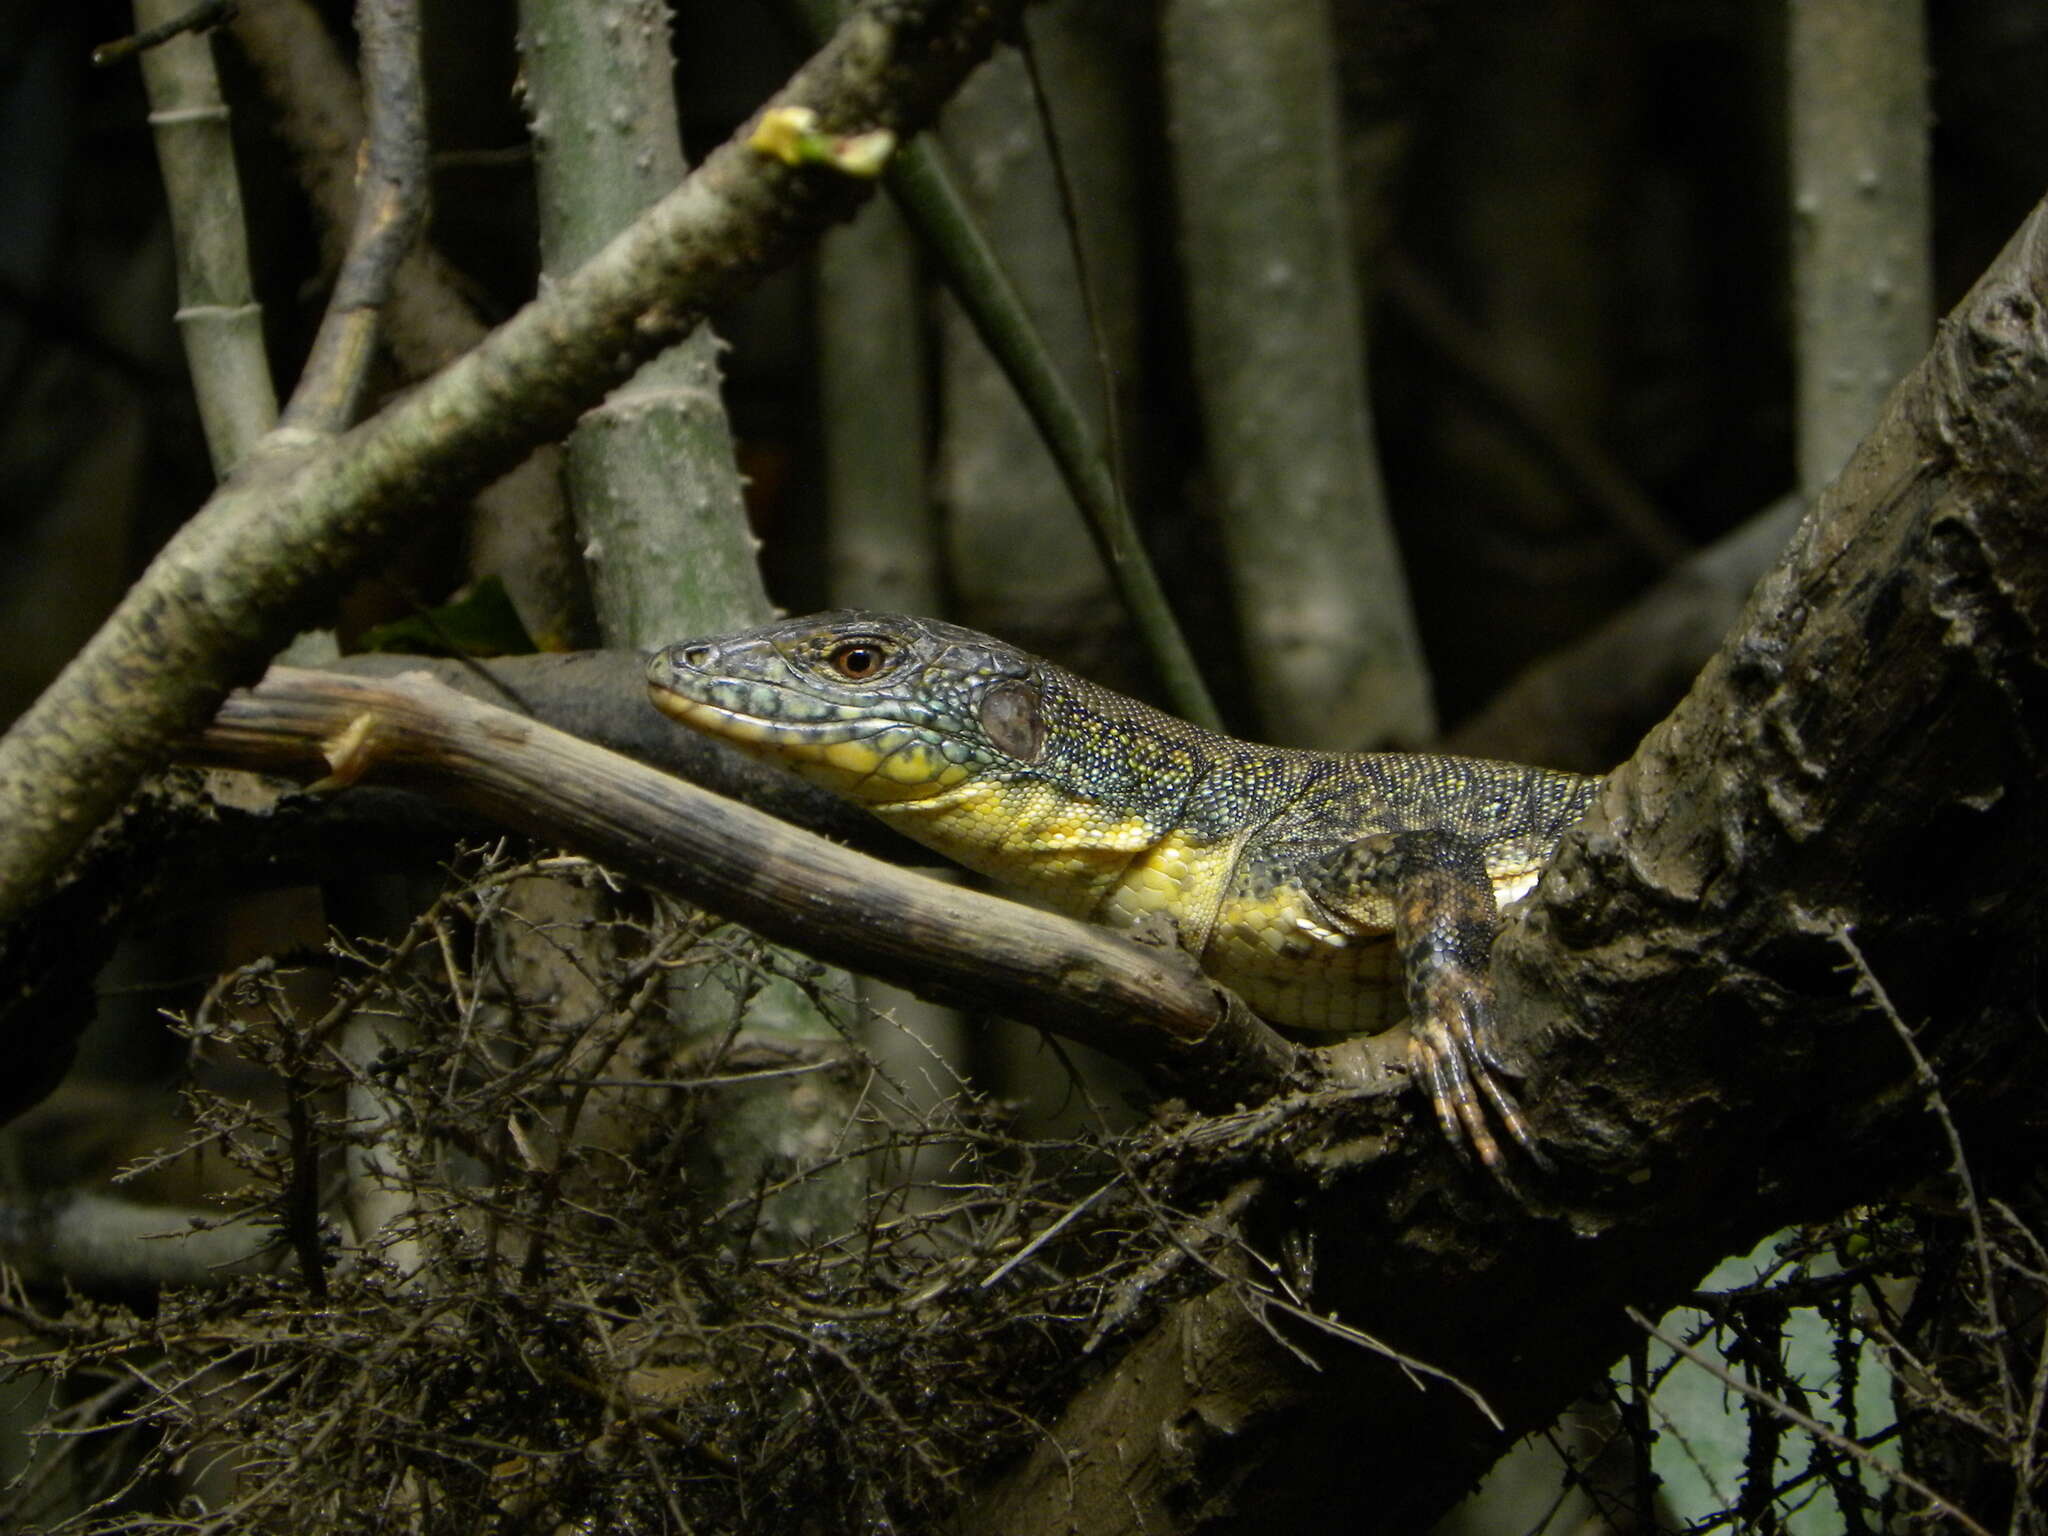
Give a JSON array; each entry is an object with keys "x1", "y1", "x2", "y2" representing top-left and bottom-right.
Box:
[{"x1": 645, "y1": 610, "x2": 1599, "y2": 1169}]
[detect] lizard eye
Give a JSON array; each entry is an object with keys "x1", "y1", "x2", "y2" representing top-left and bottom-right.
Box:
[{"x1": 826, "y1": 640, "x2": 890, "y2": 680}]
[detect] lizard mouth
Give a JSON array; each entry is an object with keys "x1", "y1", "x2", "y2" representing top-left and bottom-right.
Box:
[
  {"x1": 648, "y1": 685, "x2": 856, "y2": 747},
  {"x1": 646, "y1": 663, "x2": 972, "y2": 801}
]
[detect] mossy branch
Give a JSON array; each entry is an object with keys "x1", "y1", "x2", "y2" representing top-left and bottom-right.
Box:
[{"x1": 0, "y1": 0, "x2": 1028, "y2": 925}]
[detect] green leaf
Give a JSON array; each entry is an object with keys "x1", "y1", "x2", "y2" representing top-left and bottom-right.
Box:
[{"x1": 356, "y1": 576, "x2": 539, "y2": 657}]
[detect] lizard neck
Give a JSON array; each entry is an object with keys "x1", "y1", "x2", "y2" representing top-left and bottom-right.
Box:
[{"x1": 867, "y1": 666, "x2": 1253, "y2": 918}]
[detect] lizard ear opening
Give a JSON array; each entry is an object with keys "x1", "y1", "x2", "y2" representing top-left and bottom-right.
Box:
[{"x1": 979, "y1": 681, "x2": 1046, "y2": 763}]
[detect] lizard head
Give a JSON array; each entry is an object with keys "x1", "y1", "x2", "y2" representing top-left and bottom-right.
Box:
[{"x1": 646, "y1": 611, "x2": 1050, "y2": 804}]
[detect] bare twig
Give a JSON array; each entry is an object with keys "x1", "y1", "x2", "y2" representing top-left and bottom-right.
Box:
[
  {"x1": 96, "y1": 1, "x2": 236, "y2": 69},
  {"x1": 0, "y1": 0, "x2": 1031, "y2": 926},
  {"x1": 189, "y1": 665, "x2": 1311, "y2": 1108},
  {"x1": 1384, "y1": 253, "x2": 1691, "y2": 571},
  {"x1": 278, "y1": 0, "x2": 427, "y2": 436},
  {"x1": 1835, "y1": 926, "x2": 2022, "y2": 1436},
  {"x1": 1628, "y1": 1306, "x2": 1992, "y2": 1536},
  {"x1": 226, "y1": 0, "x2": 583, "y2": 643}
]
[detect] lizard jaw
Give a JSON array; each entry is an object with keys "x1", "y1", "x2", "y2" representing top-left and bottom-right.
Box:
[{"x1": 647, "y1": 683, "x2": 972, "y2": 802}]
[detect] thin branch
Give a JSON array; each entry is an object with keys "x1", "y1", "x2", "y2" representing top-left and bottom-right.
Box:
[
  {"x1": 892, "y1": 138, "x2": 1219, "y2": 730},
  {"x1": 0, "y1": 1191, "x2": 284, "y2": 1290},
  {"x1": 188, "y1": 665, "x2": 1311, "y2": 1109},
  {"x1": 278, "y1": 0, "x2": 428, "y2": 436},
  {"x1": 95, "y1": 0, "x2": 237, "y2": 67},
  {"x1": 788, "y1": 0, "x2": 1220, "y2": 732},
  {"x1": 1627, "y1": 1307, "x2": 1991, "y2": 1536},
  {"x1": 0, "y1": 0, "x2": 1031, "y2": 926},
  {"x1": 1835, "y1": 926, "x2": 2019, "y2": 1432},
  {"x1": 130, "y1": 0, "x2": 278, "y2": 473},
  {"x1": 227, "y1": 0, "x2": 585, "y2": 645}
]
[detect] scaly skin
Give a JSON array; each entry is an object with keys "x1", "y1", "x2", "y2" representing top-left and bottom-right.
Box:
[{"x1": 646, "y1": 611, "x2": 1598, "y2": 1167}]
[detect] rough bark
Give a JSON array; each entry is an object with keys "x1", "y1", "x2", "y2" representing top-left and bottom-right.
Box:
[
  {"x1": 966, "y1": 201, "x2": 2048, "y2": 1535},
  {"x1": 0, "y1": 0, "x2": 1028, "y2": 927}
]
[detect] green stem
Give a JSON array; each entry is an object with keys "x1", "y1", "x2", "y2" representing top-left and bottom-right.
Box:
[
  {"x1": 792, "y1": 0, "x2": 1220, "y2": 730},
  {"x1": 888, "y1": 144, "x2": 1220, "y2": 730}
]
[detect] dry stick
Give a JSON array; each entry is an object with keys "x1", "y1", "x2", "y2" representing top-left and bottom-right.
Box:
[
  {"x1": 96, "y1": 0, "x2": 237, "y2": 66},
  {"x1": 227, "y1": 0, "x2": 581, "y2": 646},
  {"x1": 1383, "y1": 254, "x2": 1690, "y2": 572},
  {"x1": 278, "y1": 0, "x2": 427, "y2": 436},
  {"x1": 1256, "y1": 1288, "x2": 1501, "y2": 1432},
  {"x1": 0, "y1": 0, "x2": 1030, "y2": 927},
  {"x1": 1834, "y1": 927, "x2": 2022, "y2": 1439},
  {"x1": 1627, "y1": 1307, "x2": 1992, "y2": 1536},
  {"x1": 190, "y1": 667, "x2": 1310, "y2": 1109}
]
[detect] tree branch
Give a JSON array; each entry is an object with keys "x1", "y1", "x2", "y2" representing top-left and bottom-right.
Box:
[
  {"x1": 967, "y1": 199, "x2": 2048, "y2": 1535},
  {"x1": 0, "y1": 0, "x2": 1028, "y2": 926},
  {"x1": 131, "y1": 0, "x2": 278, "y2": 473},
  {"x1": 188, "y1": 666, "x2": 1314, "y2": 1110},
  {"x1": 277, "y1": 0, "x2": 428, "y2": 436}
]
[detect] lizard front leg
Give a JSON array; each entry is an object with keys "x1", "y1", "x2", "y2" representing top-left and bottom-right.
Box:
[{"x1": 1304, "y1": 829, "x2": 1549, "y2": 1172}]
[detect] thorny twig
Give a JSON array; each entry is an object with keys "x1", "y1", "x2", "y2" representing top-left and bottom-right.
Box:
[{"x1": 1629, "y1": 1305, "x2": 1994, "y2": 1536}]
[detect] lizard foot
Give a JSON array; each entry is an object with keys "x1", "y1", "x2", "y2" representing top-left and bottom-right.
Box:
[
  {"x1": 1404, "y1": 976, "x2": 1552, "y2": 1176},
  {"x1": 1323, "y1": 827, "x2": 1552, "y2": 1176}
]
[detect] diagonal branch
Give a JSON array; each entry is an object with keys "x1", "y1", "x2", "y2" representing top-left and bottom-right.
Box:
[
  {"x1": 967, "y1": 198, "x2": 2048, "y2": 1536},
  {"x1": 0, "y1": 0, "x2": 1028, "y2": 927},
  {"x1": 189, "y1": 666, "x2": 1313, "y2": 1110},
  {"x1": 277, "y1": 0, "x2": 428, "y2": 436}
]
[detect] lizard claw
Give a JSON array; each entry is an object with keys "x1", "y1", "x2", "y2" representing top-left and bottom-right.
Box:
[{"x1": 1406, "y1": 982, "x2": 1552, "y2": 1178}]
